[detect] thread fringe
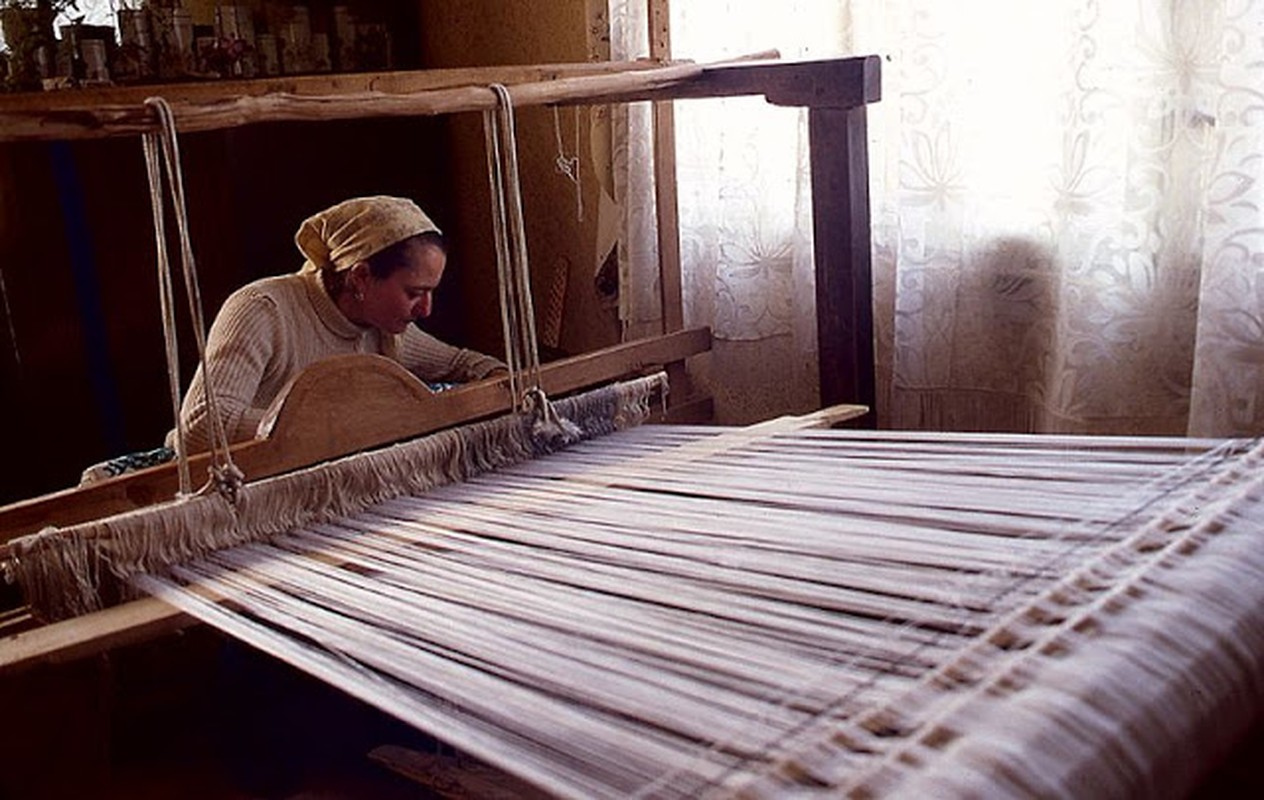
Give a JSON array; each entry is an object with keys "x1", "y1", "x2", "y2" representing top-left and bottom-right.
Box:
[{"x1": 10, "y1": 373, "x2": 667, "y2": 621}]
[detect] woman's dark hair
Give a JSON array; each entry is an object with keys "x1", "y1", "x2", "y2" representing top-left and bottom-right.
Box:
[
  {"x1": 324, "y1": 231, "x2": 447, "y2": 297},
  {"x1": 365, "y1": 231, "x2": 448, "y2": 278}
]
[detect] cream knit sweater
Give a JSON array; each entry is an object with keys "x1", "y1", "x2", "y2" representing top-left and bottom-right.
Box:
[{"x1": 170, "y1": 270, "x2": 504, "y2": 453}]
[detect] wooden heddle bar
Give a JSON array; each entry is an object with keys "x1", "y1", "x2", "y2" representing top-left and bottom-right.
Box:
[{"x1": 0, "y1": 327, "x2": 710, "y2": 543}]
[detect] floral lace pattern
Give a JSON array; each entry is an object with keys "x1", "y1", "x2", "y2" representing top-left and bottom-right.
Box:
[{"x1": 610, "y1": 0, "x2": 1264, "y2": 436}]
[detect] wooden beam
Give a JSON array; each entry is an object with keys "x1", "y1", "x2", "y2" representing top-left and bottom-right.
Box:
[
  {"x1": 810, "y1": 105, "x2": 876, "y2": 419},
  {"x1": 370, "y1": 745, "x2": 553, "y2": 800},
  {"x1": 258, "y1": 327, "x2": 708, "y2": 469},
  {"x1": 559, "y1": 56, "x2": 882, "y2": 109},
  {"x1": 0, "y1": 597, "x2": 193, "y2": 677},
  {"x1": 662, "y1": 395, "x2": 715, "y2": 425},
  {"x1": 0, "y1": 61, "x2": 683, "y2": 111},
  {"x1": 649, "y1": 0, "x2": 684, "y2": 336},
  {"x1": 0, "y1": 57, "x2": 882, "y2": 144},
  {"x1": 0, "y1": 62, "x2": 704, "y2": 142},
  {"x1": 653, "y1": 102, "x2": 684, "y2": 334},
  {"x1": 647, "y1": 0, "x2": 691, "y2": 410},
  {"x1": 0, "y1": 328, "x2": 711, "y2": 543}
]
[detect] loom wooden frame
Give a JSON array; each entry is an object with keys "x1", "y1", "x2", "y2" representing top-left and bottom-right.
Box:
[
  {"x1": 0, "y1": 55, "x2": 881, "y2": 669},
  {"x1": 0, "y1": 400, "x2": 868, "y2": 677},
  {"x1": 0, "y1": 328, "x2": 711, "y2": 541},
  {"x1": 0, "y1": 55, "x2": 880, "y2": 542}
]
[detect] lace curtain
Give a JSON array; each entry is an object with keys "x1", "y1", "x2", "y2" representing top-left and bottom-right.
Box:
[
  {"x1": 611, "y1": 0, "x2": 1264, "y2": 437},
  {"x1": 606, "y1": 0, "x2": 664, "y2": 342}
]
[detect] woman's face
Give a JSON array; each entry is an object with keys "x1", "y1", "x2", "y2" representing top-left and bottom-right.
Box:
[{"x1": 350, "y1": 242, "x2": 446, "y2": 335}]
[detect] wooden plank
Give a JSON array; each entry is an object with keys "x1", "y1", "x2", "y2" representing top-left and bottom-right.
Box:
[
  {"x1": 649, "y1": 0, "x2": 684, "y2": 336},
  {"x1": 0, "y1": 606, "x2": 36, "y2": 637},
  {"x1": 546, "y1": 402, "x2": 870, "y2": 489},
  {"x1": 647, "y1": 0, "x2": 692, "y2": 411},
  {"x1": 784, "y1": 403, "x2": 870, "y2": 429},
  {"x1": 558, "y1": 56, "x2": 882, "y2": 109},
  {"x1": 0, "y1": 59, "x2": 673, "y2": 112},
  {"x1": 0, "y1": 597, "x2": 193, "y2": 677},
  {"x1": 0, "y1": 62, "x2": 705, "y2": 142},
  {"x1": 660, "y1": 394, "x2": 714, "y2": 425},
  {"x1": 369, "y1": 745, "x2": 552, "y2": 800},
  {"x1": 0, "y1": 57, "x2": 881, "y2": 143},
  {"x1": 0, "y1": 328, "x2": 712, "y2": 543},
  {"x1": 810, "y1": 105, "x2": 876, "y2": 421}
]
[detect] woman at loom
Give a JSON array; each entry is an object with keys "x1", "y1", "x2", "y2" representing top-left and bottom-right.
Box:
[{"x1": 172, "y1": 195, "x2": 507, "y2": 455}]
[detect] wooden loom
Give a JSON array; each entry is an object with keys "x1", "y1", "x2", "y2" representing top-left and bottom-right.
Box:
[
  {"x1": 0, "y1": 55, "x2": 879, "y2": 540},
  {"x1": 6, "y1": 393, "x2": 1264, "y2": 798},
  {"x1": 0, "y1": 55, "x2": 883, "y2": 795},
  {"x1": 4, "y1": 54, "x2": 1260, "y2": 799}
]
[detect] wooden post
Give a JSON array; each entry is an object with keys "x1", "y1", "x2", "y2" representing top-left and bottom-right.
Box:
[
  {"x1": 648, "y1": 0, "x2": 683, "y2": 335},
  {"x1": 809, "y1": 105, "x2": 875, "y2": 420},
  {"x1": 648, "y1": 0, "x2": 691, "y2": 412}
]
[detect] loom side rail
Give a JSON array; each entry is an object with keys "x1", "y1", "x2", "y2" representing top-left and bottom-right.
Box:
[
  {"x1": 0, "y1": 399, "x2": 867, "y2": 678},
  {"x1": 0, "y1": 327, "x2": 711, "y2": 544},
  {"x1": 0, "y1": 597, "x2": 191, "y2": 676}
]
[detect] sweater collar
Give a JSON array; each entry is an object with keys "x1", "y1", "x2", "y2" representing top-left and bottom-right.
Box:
[{"x1": 300, "y1": 269, "x2": 364, "y2": 340}]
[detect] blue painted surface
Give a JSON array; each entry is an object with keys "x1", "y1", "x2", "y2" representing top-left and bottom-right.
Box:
[{"x1": 50, "y1": 141, "x2": 126, "y2": 455}]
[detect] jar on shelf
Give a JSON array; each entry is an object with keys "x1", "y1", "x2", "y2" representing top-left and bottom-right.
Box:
[
  {"x1": 255, "y1": 32, "x2": 278, "y2": 76},
  {"x1": 115, "y1": 4, "x2": 156, "y2": 82},
  {"x1": 354, "y1": 20, "x2": 391, "y2": 72},
  {"x1": 213, "y1": 4, "x2": 257, "y2": 77},
  {"x1": 0, "y1": 1, "x2": 56, "y2": 92},
  {"x1": 148, "y1": 1, "x2": 195, "y2": 80},
  {"x1": 275, "y1": 4, "x2": 311, "y2": 74},
  {"x1": 330, "y1": 4, "x2": 354, "y2": 72},
  {"x1": 56, "y1": 22, "x2": 114, "y2": 87}
]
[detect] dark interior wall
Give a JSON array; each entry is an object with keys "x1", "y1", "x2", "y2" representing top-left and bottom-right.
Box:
[
  {"x1": 0, "y1": 117, "x2": 454, "y2": 504},
  {"x1": 0, "y1": 0, "x2": 616, "y2": 505},
  {"x1": 419, "y1": 0, "x2": 621, "y2": 360}
]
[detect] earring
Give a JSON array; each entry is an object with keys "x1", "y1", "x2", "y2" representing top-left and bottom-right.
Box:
[{"x1": 354, "y1": 290, "x2": 364, "y2": 301}]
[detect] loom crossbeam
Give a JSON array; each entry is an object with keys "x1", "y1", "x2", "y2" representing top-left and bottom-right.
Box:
[{"x1": 0, "y1": 328, "x2": 710, "y2": 543}]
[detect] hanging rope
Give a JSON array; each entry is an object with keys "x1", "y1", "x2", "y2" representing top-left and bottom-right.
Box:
[
  {"x1": 482, "y1": 87, "x2": 524, "y2": 409},
  {"x1": 483, "y1": 83, "x2": 582, "y2": 446},
  {"x1": 0, "y1": 262, "x2": 20, "y2": 369},
  {"x1": 553, "y1": 104, "x2": 583, "y2": 222},
  {"x1": 141, "y1": 97, "x2": 244, "y2": 503}
]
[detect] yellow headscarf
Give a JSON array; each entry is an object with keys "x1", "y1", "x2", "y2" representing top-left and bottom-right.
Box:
[{"x1": 295, "y1": 196, "x2": 441, "y2": 273}]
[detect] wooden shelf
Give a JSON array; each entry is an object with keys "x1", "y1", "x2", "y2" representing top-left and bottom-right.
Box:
[
  {"x1": 0, "y1": 55, "x2": 880, "y2": 142},
  {"x1": 0, "y1": 59, "x2": 671, "y2": 112}
]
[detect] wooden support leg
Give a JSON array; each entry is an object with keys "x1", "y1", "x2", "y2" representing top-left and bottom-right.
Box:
[
  {"x1": 809, "y1": 105, "x2": 876, "y2": 421},
  {"x1": 370, "y1": 744, "x2": 552, "y2": 800}
]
